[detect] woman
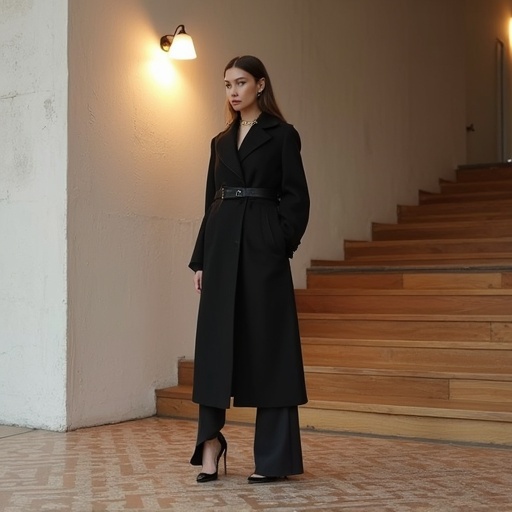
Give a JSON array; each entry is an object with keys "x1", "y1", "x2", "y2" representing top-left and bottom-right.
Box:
[{"x1": 189, "y1": 55, "x2": 310, "y2": 483}]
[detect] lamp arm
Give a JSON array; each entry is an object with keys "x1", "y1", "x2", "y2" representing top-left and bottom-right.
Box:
[{"x1": 160, "y1": 24, "x2": 187, "y2": 52}]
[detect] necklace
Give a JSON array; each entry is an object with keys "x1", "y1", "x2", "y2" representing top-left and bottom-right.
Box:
[{"x1": 240, "y1": 119, "x2": 258, "y2": 126}]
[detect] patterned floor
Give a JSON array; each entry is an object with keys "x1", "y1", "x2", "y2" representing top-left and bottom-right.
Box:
[{"x1": 1, "y1": 417, "x2": 512, "y2": 511}]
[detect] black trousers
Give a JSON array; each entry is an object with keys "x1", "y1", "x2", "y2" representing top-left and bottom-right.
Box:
[{"x1": 190, "y1": 405, "x2": 304, "y2": 476}]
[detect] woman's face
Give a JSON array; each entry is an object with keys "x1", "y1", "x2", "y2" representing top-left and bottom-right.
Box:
[{"x1": 224, "y1": 67, "x2": 264, "y2": 114}]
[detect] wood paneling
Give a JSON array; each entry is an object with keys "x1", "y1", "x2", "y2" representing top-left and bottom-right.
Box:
[
  {"x1": 305, "y1": 371, "x2": 450, "y2": 401},
  {"x1": 306, "y1": 272, "x2": 404, "y2": 289},
  {"x1": 298, "y1": 315, "x2": 493, "y2": 341},
  {"x1": 295, "y1": 289, "x2": 512, "y2": 315},
  {"x1": 450, "y1": 380, "x2": 512, "y2": 403}
]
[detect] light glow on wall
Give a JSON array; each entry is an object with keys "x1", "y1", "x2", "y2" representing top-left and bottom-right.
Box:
[
  {"x1": 148, "y1": 46, "x2": 178, "y2": 87},
  {"x1": 509, "y1": 17, "x2": 512, "y2": 51}
]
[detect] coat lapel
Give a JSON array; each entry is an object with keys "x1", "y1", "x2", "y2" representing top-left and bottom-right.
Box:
[
  {"x1": 216, "y1": 122, "x2": 244, "y2": 181},
  {"x1": 238, "y1": 113, "x2": 279, "y2": 162},
  {"x1": 216, "y1": 113, "x2": 281, "y2": 180}
]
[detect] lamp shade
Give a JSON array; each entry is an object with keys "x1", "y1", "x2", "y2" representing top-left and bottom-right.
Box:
[{"x1": 168, "y1": 32, "x2": 197, "y2": 60}]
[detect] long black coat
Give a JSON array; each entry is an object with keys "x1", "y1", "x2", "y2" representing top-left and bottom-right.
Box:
[{"x1": 189, "y1": 112, "x2": 310, "y2": 409}]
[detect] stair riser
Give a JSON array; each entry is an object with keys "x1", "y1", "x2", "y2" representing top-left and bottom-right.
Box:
[
  {"x1": 372, "y1": 222, "x2": 512, "y2": 241},
  {"x1": 302, "y1": 345, "x2": 512, "y2": 371},
  {"x1": 306, "y1": 272, "x2": 511, "y2": 290},
  {"x1": 398, "y1": 213, "x2": 512, "y2": 224},
  {"x1": 344, "y1": 240, "x2": 512, "y2": 259},
  {"x1": 298, "y1": 318, "x2": 512, "y2": 342},
  {"x1": 296, "y1": 294, "x2": 512, "y2": 315},
  {"x1": 297, "y1": 407, "x2": 512, "y2": 445},
  {"x1": 419, "y1": 191, "x2": 512, "y2": 204},
  {"x1": 451, "y1": 380, "x2": 512, "y2": 403},
  {"x1": 314, "y1": 257, "x2": 512, "y2": 266},
  {"x1": 440, "y1": 181, "x2": 512, "y2": 194},
  {"x1": 399, "y1": 199, "x2": 512, "y2": 218},
  {"x1": 456, "y1": 167, "x2": 512, "y2": 183},
  {"x1": 307, "y1": 273, "x2": 404, "y2": 289},
  {"x1": 305, "y1": 373, "x2": 449, "y2": 401}
]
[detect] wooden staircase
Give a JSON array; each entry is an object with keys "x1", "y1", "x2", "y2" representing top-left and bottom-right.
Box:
[{"x1": 156, "y1": 164, "x2": 512, "y2": 445}]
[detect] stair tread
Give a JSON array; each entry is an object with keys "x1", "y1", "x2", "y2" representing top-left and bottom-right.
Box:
[
  {"x1": 156, "y1": 384, "x2": 192, "y2": 398},
  {"x1": 298, "y1": 312, "x2": 512, "y2": 321},
  {"x1": 374, "y1": 219, "x2": 512, "y2": 229},
  {"x1": 346, "y1": 236, "x2": 512, "y2": 247},
  {"x1": 303, "y1": 365, "x2": 512, "y2": 380},
  {"x1": 419, "y1": 190, "x2": 512, "y2": 201},
  {"x1": 301, "y1": 337, "x2": 512, "y2": 349},
  {"x1": 296, "y1": 288, "x2": 512, "y2": 296},
  {"x1": 399, "y1": 213, "x2": 512, "y2": 223},
  {"x1": 401, "y1": 197, "x2": 512, "y2": 209},
  {"x1": 308, "y1": 263, "x2": 512, "y2": 273},
  {"x1": 314, "y1": 258, "x2": 512, "y2": 267},
  {"x1": 304, "y1": 398, "x2": 512, "y2": 421}
]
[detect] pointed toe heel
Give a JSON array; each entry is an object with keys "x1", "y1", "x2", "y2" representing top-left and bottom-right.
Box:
[
  {"x1": 197, "y1": 471, "x2": 218, "y2": 483},
  {"x1": 196, "y1": 433, "x2": 228, "y2": 484}
]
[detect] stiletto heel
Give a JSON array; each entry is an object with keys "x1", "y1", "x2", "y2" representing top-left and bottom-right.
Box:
[{"x1": 196, "y1": 433, "x2": 228, "y2": 483}]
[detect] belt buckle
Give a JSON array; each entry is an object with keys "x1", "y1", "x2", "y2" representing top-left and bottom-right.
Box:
[
  {"x1": 221, "y1": 187, "x2": 225, "y2": 199},
  {"x1": 236, "y1": 189, "x2": 243, "y2": 197}
]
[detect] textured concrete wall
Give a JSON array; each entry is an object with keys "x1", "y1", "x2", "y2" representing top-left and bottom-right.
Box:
[{"x1": 0, "y1": 0, "x2": 68, "y2": 430}]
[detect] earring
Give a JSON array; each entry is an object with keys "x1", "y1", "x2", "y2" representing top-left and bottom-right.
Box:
[{"x1": 257, "y1": 90, "x2": 262, "y2": 97}]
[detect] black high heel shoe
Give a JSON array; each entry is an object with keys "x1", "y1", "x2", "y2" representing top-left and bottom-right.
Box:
[{"x1": 196, "y1": 433, "x2": 227, "y2": 483}]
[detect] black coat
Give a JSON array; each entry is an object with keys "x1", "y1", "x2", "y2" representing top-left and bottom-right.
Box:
[{"x1": 189, "y1": 112, "x2": 310, "y2": 409}]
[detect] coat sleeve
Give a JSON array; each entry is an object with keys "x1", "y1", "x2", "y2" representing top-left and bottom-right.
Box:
[
  {"x1": 279, "y1": 125, "x2": 310, "y2": 258},
  {"x1": 189, "y1": 138, "x2": 217, "y2": 271}
]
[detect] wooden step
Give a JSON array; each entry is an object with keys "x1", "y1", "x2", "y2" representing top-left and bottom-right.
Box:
[
  {"x1": 344, "y1": 237, "x2": 512, "y2": 261},
  {"x1": 398, "y1": 210, "x2": 512, "y2": 224},
  {"x1": 298, "y1": 399, "x2": 512, "y2": 444},
  {"x1": 305, "y1": 367, "x2": 449, "y2": 401},
  {"x1": 372, "y1": 219, "x2": 512, "y2": 241},
  {"x1": 157, "y1": 385, "x2": 255, "y2": 424},
  {"x1": 398, "y1": 198, "x2": 512, "y2": 220},
  {"x1": 419, "y1": 189, "x2": 512, "y2": 204},
  {"x1": 440, "y1": 179, "x2": 512, "y2": 194},
  {"x1": 301, "y1": 338, "x2": 512, "y2": 371},
  {"x1": 157, "y1": 389, "x2": 512, "y2": 444},
  {"x1": 304, "y1": 366, "x2": 512, "y2": 403},
  {"x1": 306, "y1": 270, "x2": 512, "y2": 290},
  {"x1": 295, "y1": 288, "x2": 512, "y2": 315},
  {"x1": 302, "y1": 336, "x2": 512, "y2": 350},
  {"x1": 312, "y1": 258, "x2": 512, "y2": 267},
  {"x1": 155, "y1": 382, "x2": 512, "y2": 444},
  {"x1": 456, "y1": 164, "x2": 512, "y2": 182},
  {"x1": 298, "y1": 313, "x2": 512, "y2": 341}
]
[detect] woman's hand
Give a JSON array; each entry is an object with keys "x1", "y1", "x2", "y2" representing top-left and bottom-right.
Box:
[{"x1": 194, "y1": 271, "x2": 203, "y2": 293}]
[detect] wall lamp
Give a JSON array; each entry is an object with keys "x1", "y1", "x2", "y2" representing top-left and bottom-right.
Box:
[{"x1": 160, "y1": 25, "x2": 197, "y2": 60}]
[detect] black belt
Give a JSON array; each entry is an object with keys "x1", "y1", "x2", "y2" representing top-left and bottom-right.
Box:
[{"x1": 214, "y1": 187, "x2": 279, "y2": 201}]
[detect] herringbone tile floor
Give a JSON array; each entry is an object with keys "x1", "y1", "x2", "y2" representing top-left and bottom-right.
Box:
[{"x1": 0, "y1": 417, "x2": 511, "y2": 511}]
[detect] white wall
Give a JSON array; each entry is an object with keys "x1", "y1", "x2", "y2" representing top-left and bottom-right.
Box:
[
  {"x1": 0, "y1": 0, "x2": 68, "y2": 430},
  {"x1": 465, "y1": 0, "x2": 512, "y2": 164},
  {"x1": 66, "y1": 0, "x2": 466, "y2": 429}
]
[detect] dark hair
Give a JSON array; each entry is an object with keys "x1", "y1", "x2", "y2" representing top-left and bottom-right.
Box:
[{"x1": 224, "y1": 55, "x2": 286, "y2": 124}]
